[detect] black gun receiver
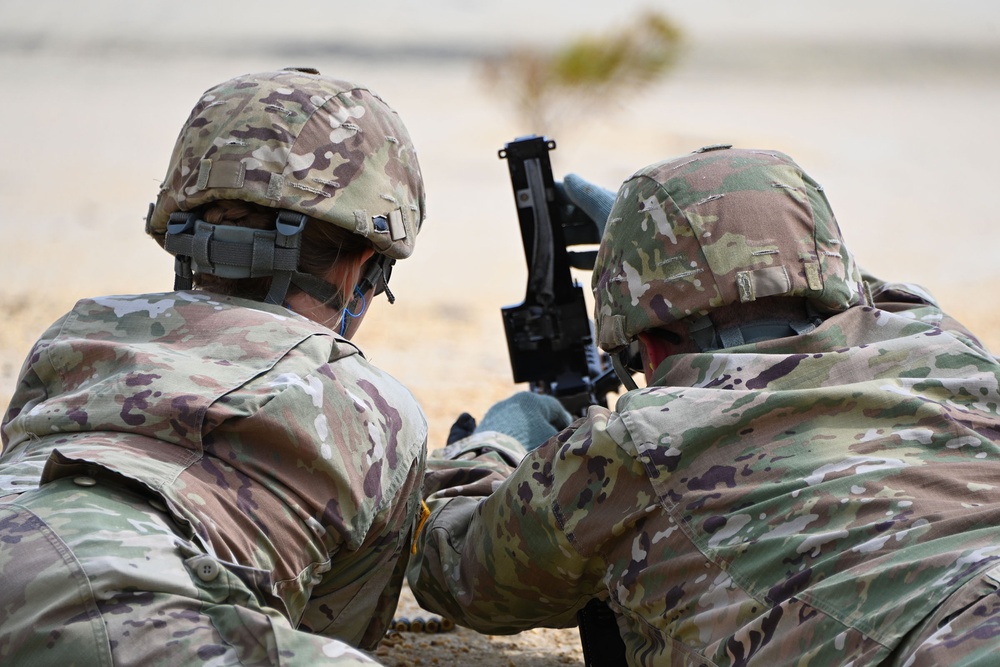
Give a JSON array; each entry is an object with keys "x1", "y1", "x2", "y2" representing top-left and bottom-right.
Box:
[
  {"x1": 498, "y1": 135, "x2": 629, "y2": 666},
  {"x1": 497, "y1": 135, "x2": 619, "y2": 418}
]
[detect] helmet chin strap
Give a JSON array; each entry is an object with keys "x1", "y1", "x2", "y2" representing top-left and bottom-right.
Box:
[
  {"x1": 288, "y1": 272, "x2": 343, "y2": 310},
  {"x1": 336, "y1": 254, "x2": 396, "y2": 335},
  {"x1": 612, "y1": 352, "x2": 640, "y2": 392}
]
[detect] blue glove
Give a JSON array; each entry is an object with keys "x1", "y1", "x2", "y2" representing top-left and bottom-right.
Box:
[
  {"x1": 562, "y1": 173, "x2": 616, "y2": 238},
  {"x1": 474, "y1": 392, "x2": 574, "y2": 452}
]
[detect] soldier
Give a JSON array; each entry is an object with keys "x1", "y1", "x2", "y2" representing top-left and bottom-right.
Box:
[
  {"x1": 408, "y1": 146, "x2": 1000, "y2": 665},
  {"x1": 0, "y1": 68, "x2": 426, "y2": 666}
]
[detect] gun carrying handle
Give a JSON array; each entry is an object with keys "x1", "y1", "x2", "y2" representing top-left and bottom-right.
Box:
[{"x1": 522, "y1": 157, "x2": 556, "y2": 305}]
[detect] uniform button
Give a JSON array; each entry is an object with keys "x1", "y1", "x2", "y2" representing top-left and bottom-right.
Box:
[
  {"x1": 192, "y1": 557, "x2": 221, "y2": 582},
  {"x1": 73, "y1": 476, "x2": 97, "y2": 487}
]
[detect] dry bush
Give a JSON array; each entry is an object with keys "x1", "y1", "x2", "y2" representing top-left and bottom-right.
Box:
[{"x1": 481, "y1": 11, "x2": 685, "y2": 134}]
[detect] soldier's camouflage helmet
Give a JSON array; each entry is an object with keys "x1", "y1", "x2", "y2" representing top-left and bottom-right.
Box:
[
  {"x1": 592, "y1": 145, "x2": 866, "y2": 352},
  {"x1": 146, "y1": 68, "x2": 425, "y2": 260}
]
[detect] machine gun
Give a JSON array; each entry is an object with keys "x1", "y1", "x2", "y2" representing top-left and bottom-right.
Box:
[
  {"x1": 497, "y1": 135, "x2": 620, "y2": 418},
  {"x1": 498, "y1": 135, "x2": 628, "y2": 667}
]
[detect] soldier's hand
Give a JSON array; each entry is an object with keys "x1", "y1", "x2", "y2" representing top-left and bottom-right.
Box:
[
  {"x1": 474, "y1": 392, "x2": 573, "y2": 452},
  {"x1": 446, "y1": 412, "x2": 477, "y2": 445},
  {"x1": 559, "y1": 173, "x2": 616, "y2": 237}
]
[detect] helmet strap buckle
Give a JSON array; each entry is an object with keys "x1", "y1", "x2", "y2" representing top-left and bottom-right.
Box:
[
  {"x1": 165, "y1": 212, "x2": 198, "y2": 291},
  {"x1": 265, "y1": 212, "x2": 307, "y2": 305}
]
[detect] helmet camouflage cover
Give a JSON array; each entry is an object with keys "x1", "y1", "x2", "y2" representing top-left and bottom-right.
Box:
[
  {"x1": 593, "y1": 145, "x2": 866, "y2": 352},
  {"x1": 146, "y1": 68, "x2": 425, "y2": 259}
]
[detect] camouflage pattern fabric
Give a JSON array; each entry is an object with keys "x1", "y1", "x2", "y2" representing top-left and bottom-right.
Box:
[
  {"x1": 0, "y1": 477, "x2": 382, "y2": 666},
  {"x1": 592, "y1": 146, "x2": 866, "y2": 353},
  {"x1": 0, "y1": 291, "x2": 427, "y2": 663},
  {"x1": 407, "y1": 280, "x2": 1000, "y2": 666},
  {"x1": 145, "y1": 69, "x2": 425, "y2": 260}
]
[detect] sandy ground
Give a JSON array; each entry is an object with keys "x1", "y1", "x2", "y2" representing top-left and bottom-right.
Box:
[
  {"x1": 369, "y1": 583, "x2": 585, "y2": 666},
  {"x1": 2, "y1": 2, "x2": 1000, "y2": 664}
]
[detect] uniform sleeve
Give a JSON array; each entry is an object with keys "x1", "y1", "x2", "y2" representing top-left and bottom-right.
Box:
[
  {"x1": 1, "y1": 314, "x2": 67, "y2": 459},
  {"x1": 407, "y1": 408, "x2": 617, "y2": 634},
  {"x1": 274, "y1": 352, "x2": 427, "y2": 650},
  {"x1": 301, "y1": 458, "x2": 424, "y2": 649}
]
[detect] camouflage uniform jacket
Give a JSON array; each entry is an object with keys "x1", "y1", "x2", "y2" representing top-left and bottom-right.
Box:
[
  {"x1": 408, "y1": 280, "x2": 1000, "y2": 666},
  {"x1": 0, "y1": 290, "x2": 428, "y2": 649}
]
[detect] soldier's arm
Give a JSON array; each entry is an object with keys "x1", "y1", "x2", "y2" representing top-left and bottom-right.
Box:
[
  {"x1": 406, "y1": 409, "x2": 616, "y2": 634},
  {"x1": 1, "y1": 313, "x2": 70, "y2": 457}
]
